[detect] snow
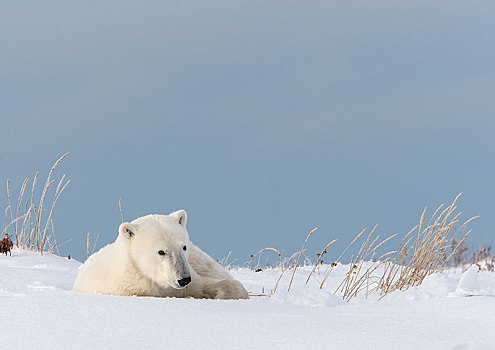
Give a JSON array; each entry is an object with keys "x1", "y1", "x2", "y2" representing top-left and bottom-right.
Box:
[
  {"x1": 1, "y1": 250, "x2": 495, "y2": 349},
  {"x1": 456, "y1": 265, "x2": 482, "y2": 295}
]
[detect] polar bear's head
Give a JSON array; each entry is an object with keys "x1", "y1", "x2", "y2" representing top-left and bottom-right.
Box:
[{"x1": 118, "y1": 210, "x2": 192, "y2": 290}]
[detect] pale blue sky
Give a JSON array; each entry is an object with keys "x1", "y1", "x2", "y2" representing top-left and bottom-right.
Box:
[{"x1": 1, "y1": 1, "x2": 494, "y2": 263}]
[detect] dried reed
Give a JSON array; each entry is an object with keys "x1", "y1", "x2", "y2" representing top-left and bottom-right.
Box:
[
  {"x1": 306, "y1": 239, "x2": 337, "y2": 284},
  {"x1": 252, "y1": 193, "x2": 477, "y2": 302},
  {"x1": 375, "y1": 194, "x2": 477, "y2": 297},
  {"x1": 119, "y1": 198, "x2": 124, "y2": 223},
  {"x1": 2, "y1": 153, "x2": 70, "y2": 254},
  {"x1": 288, "y1": 227, "x2": 318, "y2": 292}
]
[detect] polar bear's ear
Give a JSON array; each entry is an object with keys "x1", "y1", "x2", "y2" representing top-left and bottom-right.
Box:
[
  {"x1": 119, "y1": 222, "x2": 137, "y2": 239},
  {"x1": 171, "y1": 209, "x2": 187, "y2": 228}
]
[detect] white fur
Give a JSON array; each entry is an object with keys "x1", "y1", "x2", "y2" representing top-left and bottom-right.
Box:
[{"x1": 73, "y1": 210, "x2": 248, "y2": 299}]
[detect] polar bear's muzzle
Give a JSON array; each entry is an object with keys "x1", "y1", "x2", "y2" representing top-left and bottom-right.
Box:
[{"x1": 171, "y1": 253, "x2": 191, "y2": 289}]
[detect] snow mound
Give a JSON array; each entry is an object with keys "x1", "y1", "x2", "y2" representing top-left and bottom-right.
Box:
[
  {"x1": 456, "y1": 265, "x2": 481, "y2": 295},
  {"x1": 449, "y1": 264, "x2": 495, "y2": 297}
]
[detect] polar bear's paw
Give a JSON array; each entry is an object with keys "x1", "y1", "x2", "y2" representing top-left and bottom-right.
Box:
[{"x1": 205, "y1": 279, "x2": 249, "y2": 300}]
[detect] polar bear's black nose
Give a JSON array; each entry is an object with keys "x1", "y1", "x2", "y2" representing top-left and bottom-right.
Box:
[{"x1": 177, "y1": 277, "x2": 191, "y2": 287}]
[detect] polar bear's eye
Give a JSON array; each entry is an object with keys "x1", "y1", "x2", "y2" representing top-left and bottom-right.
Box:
[
  {"x1": 158, "y1": 250, "x2": 166, "y2": 256},
  {"x1": 183, "y1": 246, "x2": 187, "y2": 251}
]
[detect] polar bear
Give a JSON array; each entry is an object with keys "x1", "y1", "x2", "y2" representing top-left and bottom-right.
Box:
[{"x1": 73, "y1": 210, "x2": 248, "y2": 299}]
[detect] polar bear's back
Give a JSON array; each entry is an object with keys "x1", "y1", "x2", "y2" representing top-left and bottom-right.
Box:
[
  {"x1": 73, "y1": 242, "x2": 126, "y2": 294},
  {"x1": 189, "y1": 244, "x2": 232, "y2": 281}
]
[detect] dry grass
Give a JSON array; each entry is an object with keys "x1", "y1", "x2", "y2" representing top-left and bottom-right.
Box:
[
  {"x1": 332, "y1": 227, "x2": 397, "y2": 301},
  {"x1": 247, "y1": 193, "x2": 479, "y2": 302},
  {"x1": 2, "y1": 153, "x2": 70, "y2": 255},
  {"x1": 305, "y1": 239, "x2": 337, "y2": 284},
  {"x1": 119, "y1": 198, "x2": 124, "y2": 223},
  {"x1": 471, "y1": 245, "x2": 494, "y2": 272},
  {"x1": 374, "y1": 193, "x2": 477, "y2": 297},
  {"x1": 287, "y1": 227, "x2": 318, "y2": 292},
  {"x1": 452, "y1": 239, "x2": 494, "y2": 272},
  {"x1": 271, "y1": 251, "x2": 300, "y2": 295},
  {"x1": 327, "y1": 193, "x2": 478, "y2": 300},
  {"x1": 247, "y1": 247, "x2": 283, "y2": 270}
]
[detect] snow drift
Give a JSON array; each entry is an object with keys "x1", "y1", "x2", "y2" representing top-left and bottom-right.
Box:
[{"x1": 1, "y1": 250, "x2": 495, "y2": 349}]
